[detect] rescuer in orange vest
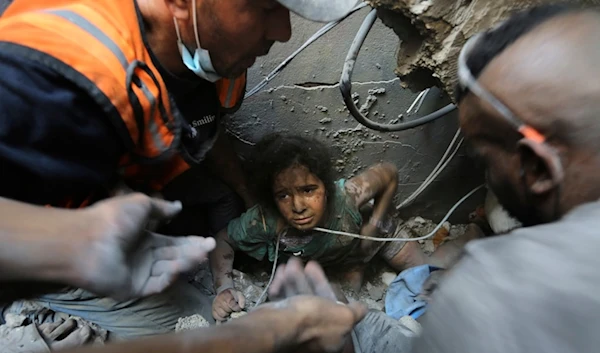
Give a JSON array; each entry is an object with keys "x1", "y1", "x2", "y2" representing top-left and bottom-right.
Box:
[{"x1": 0, "y1": 0, "x2": 359, "y2": 342}]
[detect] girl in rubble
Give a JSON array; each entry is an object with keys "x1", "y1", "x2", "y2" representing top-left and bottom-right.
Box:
[{"x1": 209, "y1": 133, "x2": 454, "y2": 322}]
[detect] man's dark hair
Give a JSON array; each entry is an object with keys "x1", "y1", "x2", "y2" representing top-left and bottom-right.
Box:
[
  {"x1": 249, "y1": 133, "x2": 336, "y2": 212},
  {"x1": 455, "y1": 3, "x2": 576, "y2": 102}
]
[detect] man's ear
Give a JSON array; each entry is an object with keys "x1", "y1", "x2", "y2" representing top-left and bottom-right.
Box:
[
  {"x1": 165, "y1": 0, "x2": 191, "y2": 21},
  {"x1": 517, "y1": 138, "x2": 564, "y2": 195}
]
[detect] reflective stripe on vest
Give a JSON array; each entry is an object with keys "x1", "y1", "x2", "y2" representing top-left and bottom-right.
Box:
[
  {"x1": 0, "y1": 0, "x2": 247, "y2": 192},
  {"x1": 0, "y1": 1, "x2": 178, "y2": 161},
  {"x1": 217, "y1": 75, "x2": 247, "y2": 110}
]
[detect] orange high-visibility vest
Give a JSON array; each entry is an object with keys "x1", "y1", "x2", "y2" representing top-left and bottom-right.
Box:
[{"x1": 0, "y1": 0, "x2": 246, "y2": 199}]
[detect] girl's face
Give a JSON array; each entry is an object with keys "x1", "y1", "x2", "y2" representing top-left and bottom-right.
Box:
[{"x1": 272, "y1": 164, "x2": 327, "y2": 231}]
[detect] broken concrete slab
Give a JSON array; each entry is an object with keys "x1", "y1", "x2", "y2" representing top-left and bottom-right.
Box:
[{"x1": 368, "y1": 0, "x2": 600, "y2": 99}]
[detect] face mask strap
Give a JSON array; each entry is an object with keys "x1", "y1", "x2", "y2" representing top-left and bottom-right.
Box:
[
  {"x1": 192, "y1": 0, "x2": 202, "y2": 50},
  {"x1": 173, "y1": 18, "x2": 184, "y2": 47}
]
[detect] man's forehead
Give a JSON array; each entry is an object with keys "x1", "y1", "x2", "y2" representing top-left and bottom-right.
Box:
[{"x1": 478, "y1": 12, "x2": 594, "y2": 94}]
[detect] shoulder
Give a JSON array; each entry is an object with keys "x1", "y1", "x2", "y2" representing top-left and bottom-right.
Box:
[
  {"x1": 415, "y1": 202, "x2": 600, "y2": 352},
  {"x1": 227, "y1": 205, "x2": 279, "y2": 243}
]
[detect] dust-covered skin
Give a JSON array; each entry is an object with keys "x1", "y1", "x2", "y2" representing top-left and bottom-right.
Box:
[
  {"x1": 273, "y1": 164, "x2": 328, "y2": 231},
  {"x1": 209, "y1": 229, "x2": 246, "y2": 322},
  {"x1": 0, "y1": 194, "x2": 216, "y2": 303},
  {"x1": 345, "y1": 163, "x2": 425, "y2": 273}
]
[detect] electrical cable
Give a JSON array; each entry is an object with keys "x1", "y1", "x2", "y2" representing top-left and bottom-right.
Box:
[
  {"x1": 245, "y1": 2, "x2": 368, "y2": 99},
  {"x1": 396, "y1": 129, "x2": 463, "y2": 210},
  {"x1": 339, "y1": 8, "x2": 457, "y2": 132},
  {"x1": 254, "y1": 232, "x2": 281, "y2": 307},
  {"x1": 315, "y1": 184, "x2": 484, "y2": 242}
]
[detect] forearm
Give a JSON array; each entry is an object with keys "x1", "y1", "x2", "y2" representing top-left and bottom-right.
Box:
[
  {"x1": 0, "y1": 197, "x2": 86, "y2": 284},
  {"x1": 210, "y1": 229, "x2": 236, "y2": 292},
  {"x1": 63, "y1": 311, "x2": 285, "y2": 353},
  {"x1": 363, "y1": 183, "x2": 397, "y2": 238}
]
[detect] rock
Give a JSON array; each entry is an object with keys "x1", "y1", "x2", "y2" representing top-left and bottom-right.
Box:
[
  {"x1": 366, "y1": 283, "x2": 386, "y2": 301},
  {"x1": 316, "y1": 105, "x2": 329, "y2": 112},
  {"x1": 368, "y1": 88, "x2": 386, "y2": 95},
  {"x1": 413, "y1": 217, "x2": 426, "y2": 224},
  {"x1": 176, "y1": 315, "x2": 209, "y2": 332},
  {"x1": 319, "y1": 117, "x2": 332, "y2": 124},
  {"x1": 381, "y1": 272, "x2": 398, "y2": 286},
  {"x1": 229, "y1": 312, "x2": 248, "y2": 320},
  {"x1": 233, "y1": 270, "x2": 266, "y2": 306},
  {"x1": 359, "y1": 95, "x2": 378, "y2": 116},
  {"x1": 363, "y1": 298, "x2": 384, "y2": 311},
  {"x1": 3, "y1": 314, "x2": 26, "y2": 328}
]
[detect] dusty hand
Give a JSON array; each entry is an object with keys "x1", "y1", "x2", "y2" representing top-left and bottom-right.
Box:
[
  {"x1": 255, "y1": 295, "x2": 366, "y2": 353},
  {"x1": 268, "y1": 257, "x2": 338, "y2": 301},
  {"x1": 74, "y1": 193, "x2": 216, "y2": 300},
  {"x1": 212, "y1": 287, "x2": 246, "y2": 321},
  {"x1": 263, "y1": 258, "x2": 366, "y2": 352}
]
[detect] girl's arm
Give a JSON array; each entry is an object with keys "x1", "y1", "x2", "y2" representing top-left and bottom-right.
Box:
[
  {"x1": 209, "y1": 229, "x2": 247, "y2": 321},
  {"x1": 345, "y1": 163, "x2": 398, "y2": 238},
  {"x1": 210, "y1": 228, "x2": 237, "y2": 293}
]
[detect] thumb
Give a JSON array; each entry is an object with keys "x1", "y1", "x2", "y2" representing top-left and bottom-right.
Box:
[
  {"x1": 235, "y1": 291, "x2": 246, "y2": 309},
  {"x1": 346, "y1": 302, "x2": 368, "y2": 324},
  {"x1": 147, "y1": 198, "x2": 183, "y2": 221}
]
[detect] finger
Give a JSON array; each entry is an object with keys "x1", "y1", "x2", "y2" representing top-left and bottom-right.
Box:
[
  {"x1": 147, "y1": 198, "x2": 183, "y2": 221},
  {"x1": 285, "y1": 257, "x2": 313, "y2": 296},
  {"x1": 51, "y1": 325, "x2": 91, "y2": 351},
  {"x1": 214, "y1": 306, "x2": 230, "y2": 321},
  {"x1": 268, "y1": 263, "x2": 287, "y2": 300},
  {"x1": 140, "y1": 272, "x2": 177, "y2": 297},
  {"x1": 235, "y1": 291, "x2": 246, "y2": 309},
  {"x1": 47, "y1": 318, "x2": 77, "y2": 341},
  {"x1": 227, "y1": 297, "x2": 242, "y2": 312},
  {"x1": 152, "y1": 236, "x2": 216, "y2": 260},
  {"x1": 346, "y1": 302, "x2": 368, "y2": 324},
  {"x1": 40, "y1": 321, "x2": 63, "y2": 337},
  {"x1": 305, "y1": 261, "x2": 337, "y2": 300}
]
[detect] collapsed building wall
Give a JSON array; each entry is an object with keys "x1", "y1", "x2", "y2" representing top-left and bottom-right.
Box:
[
  {"x1": 229, "y1": 9, "x2": 484, "y2": 223},
  {"x1": 368, "y1": 0, "x2": 600, "y2": 98}
]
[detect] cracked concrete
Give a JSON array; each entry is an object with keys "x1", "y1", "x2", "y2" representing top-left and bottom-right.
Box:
[
  {"x1": 226, "y1": 7, "x2": 483, "y2": 222},
  {"x1": 368, "y1": 0, "x2": 600, "y2": 98}
]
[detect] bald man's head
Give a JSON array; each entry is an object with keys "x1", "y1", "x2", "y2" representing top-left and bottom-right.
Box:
[{"x1": 458, "y1": 5, "x2": 600, "y2": 227}]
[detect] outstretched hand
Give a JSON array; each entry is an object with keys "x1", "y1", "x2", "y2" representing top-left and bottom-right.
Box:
[
  {"x1": 268, "y1": 257, "x2": 338, "y2": 301},
  {"x1": 75, "y1": 193, "x2": 216, "y2": 300},
  {"x1": 257, "y1": 257, "x2": 366, "y2": 353}
]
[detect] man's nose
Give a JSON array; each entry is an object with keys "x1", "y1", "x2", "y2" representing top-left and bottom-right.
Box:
[{"x1": 266, "y1": 6, "x2": 292, "y2": 43}]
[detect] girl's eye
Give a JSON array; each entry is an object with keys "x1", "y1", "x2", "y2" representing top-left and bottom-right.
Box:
[
  {"x1": 276, "y1": 193, "x2": 289, "y2": 200},
  {"x1": 303, "y1": 187, "x2": 315, "y2": 194}
]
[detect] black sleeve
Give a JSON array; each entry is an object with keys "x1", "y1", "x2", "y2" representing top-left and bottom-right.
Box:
[{"x1": 0, "y1": 51, "x2": 125, "y2": 205}]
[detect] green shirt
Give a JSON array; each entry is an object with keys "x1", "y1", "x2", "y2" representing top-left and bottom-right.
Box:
[{"x1": 227, "y1": 179, "x2": 364, "y2": 266}]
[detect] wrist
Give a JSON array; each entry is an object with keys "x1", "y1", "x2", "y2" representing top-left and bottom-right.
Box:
[
  {"x1": 216, "y1": 283, "x2": 234, "y2": 294},
  {"x1": 242, "y1": 305, "x2": 303, "y2": 352},
  {"x1": 61, "y1": 208, "x2": 105, "y2": 289}
]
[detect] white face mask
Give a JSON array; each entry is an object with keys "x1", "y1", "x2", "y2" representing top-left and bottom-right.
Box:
[{"x1": 173, "y1": 0, "x2": 221, "y2": 82}]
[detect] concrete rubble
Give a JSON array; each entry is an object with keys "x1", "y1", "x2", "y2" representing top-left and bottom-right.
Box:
[
  {"x1": 367, "y1": 0, "x2": 600, "y2": 99},
  {"x1": 219, "y1": 216, "x2": 469, "y2": 313}
]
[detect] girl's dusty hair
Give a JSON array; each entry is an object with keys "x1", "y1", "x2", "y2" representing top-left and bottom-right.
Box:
[{"x1": 249, "y1": 133, "x2": 336, "y2": 212}]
